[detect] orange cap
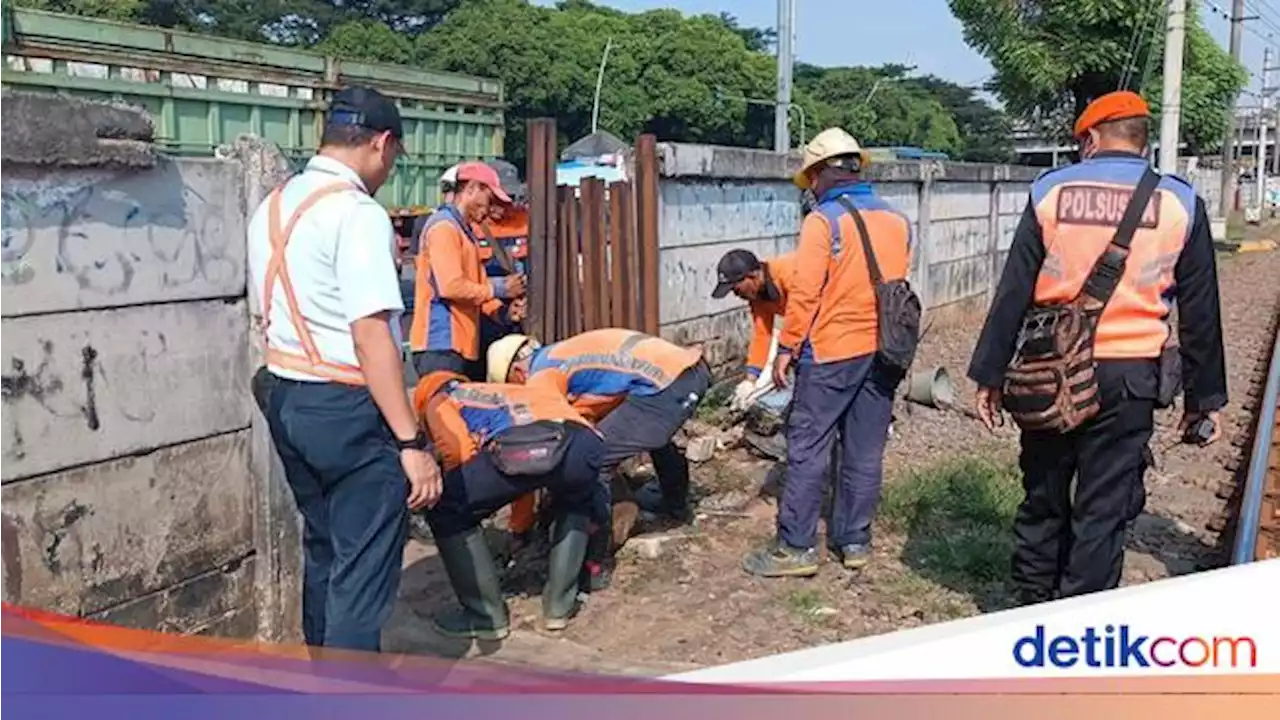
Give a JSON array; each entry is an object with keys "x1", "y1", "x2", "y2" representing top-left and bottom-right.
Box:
[{"x1": 1073, "y1": 91, "x2": 1151, "y2": 138}]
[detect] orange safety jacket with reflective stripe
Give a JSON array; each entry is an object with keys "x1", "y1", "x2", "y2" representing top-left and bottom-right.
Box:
[
  {"x1": 1030, "y1": 156, "x2": 1194, "y2": 358},
  {"x1": 412, "y1": 371, "x2": 595, "y2": 473},
  {"x1": 525, "y1": 328, "x2": 704, "y2": 424},
  {"x1": 409, "y1": 206, "x2": 504, "y2": 360},
  {"x1": 261, "y1": 181, "x2": 366, "y2": 385},
  {"x1": 779, "y1": 184, "x2": 912, "y2": 363},
  {"x1": 744, "y1": 253, "x2": 796, "y2": 378}
]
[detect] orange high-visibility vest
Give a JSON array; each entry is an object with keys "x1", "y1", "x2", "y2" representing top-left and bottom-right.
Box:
[
  {"x1": 261, "y1": 181, "x2": 367, "y2": 385},
  {"x1": 1030, "y1": 158, "x2": 1195, "y2": 359}
]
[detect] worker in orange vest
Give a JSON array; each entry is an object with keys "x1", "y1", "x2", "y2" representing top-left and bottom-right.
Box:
[
  {"x1": 409, "y1": 162, "x2": 527, "y2": 382},
  {"x1": 968, "y1": 91, "x2": 1227, "y2": 604},
  {"x1": 412, "y1": 371, "x2": 606, "y2": 636},
  {"x1": 709, "y1": 248, "x2": 796, "y2": 410},
  {"x1": 488, "y1": 329, "x2": 711, "y2": 591},
  {"x1": 742, "y1": 128, "x2": 913, "y2": 579}
]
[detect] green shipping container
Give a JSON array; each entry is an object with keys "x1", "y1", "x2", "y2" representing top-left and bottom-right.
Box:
[{"x1": 1, "y1": 6, "x2": 505, "y2": 209}]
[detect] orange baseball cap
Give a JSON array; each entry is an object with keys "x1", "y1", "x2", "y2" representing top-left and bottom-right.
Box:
[
  {"x1": 1073, "y1": 91, "x2": 1151, "y2": 138},
  {"x1": 455, "y1": 161, "x2": 512, "y2": 204}
]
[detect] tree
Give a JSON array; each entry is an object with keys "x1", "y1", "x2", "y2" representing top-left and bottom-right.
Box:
[
  {"x1": 907, "y1": 75, "x2": 1015, "y2": 162},
  {"x1": 796, "y1": 64, "x2": 964, "y2": 155},
  {"x1": 948, "y1": 0, "x2": 1246, "y2": 153},
  {"x1": 13, "y1": 0, "x2": 462, "y2": 44},
  {"x1": 416, "y1": 0, "x2": 777, "y2": 162}
]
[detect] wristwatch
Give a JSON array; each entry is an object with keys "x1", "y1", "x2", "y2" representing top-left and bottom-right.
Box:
[{"x1": 396, "y1": 429, "x2": 430, "y2": 452}]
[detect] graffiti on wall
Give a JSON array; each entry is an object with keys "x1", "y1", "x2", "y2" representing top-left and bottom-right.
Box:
[{"x1": 0, "y1": 162, "x2": 242, "y2": 311}]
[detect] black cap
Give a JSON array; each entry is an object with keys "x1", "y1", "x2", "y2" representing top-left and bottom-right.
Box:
[
  {"x1": 327, "y1": 86, "x2": 404, "y2": 140},
  {"x1": 711, "y1": 249, "x2": 762, "y2": 299},
  {"x1": 487, "y1": 159, "x2": 527, "y2": 203}
]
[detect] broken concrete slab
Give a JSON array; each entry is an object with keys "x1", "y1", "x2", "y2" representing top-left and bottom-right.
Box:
[{"x1": 1, "y1": 92, "x2": 155, "y2": 169}]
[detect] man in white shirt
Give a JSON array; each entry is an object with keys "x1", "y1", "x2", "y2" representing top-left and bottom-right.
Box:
[{"x1": 247, "y1": 86, "x2": 441, "y2": 652}]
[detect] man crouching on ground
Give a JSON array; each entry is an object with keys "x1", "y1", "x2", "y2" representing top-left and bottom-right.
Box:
[
  {"x1": 412, "y1": 370, "x2": 607, "y2": 635},
  {"x1": 487, "y1": 328, "x2": 712, "y2": 591}
]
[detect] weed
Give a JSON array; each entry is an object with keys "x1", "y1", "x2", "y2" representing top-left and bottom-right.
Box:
[
  {"x1": 783, "y1": 588, "x2": 833, "y2": 624},
  {"x1": 879, "y1": 456, "x2": 1022, "y2": 605}
]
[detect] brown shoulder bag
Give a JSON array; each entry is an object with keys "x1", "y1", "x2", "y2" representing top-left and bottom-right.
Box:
[{"x1": 1002, "y1": 168, "x2": 1161, "y2": 434}]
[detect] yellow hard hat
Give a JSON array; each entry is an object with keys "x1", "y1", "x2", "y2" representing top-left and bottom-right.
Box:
[
  {"x1": 793, "y1": 127, "x2": 871, "y2": 189},
  {"x1": 486, "y1": 333, "x2": 540, "y2": 383}
]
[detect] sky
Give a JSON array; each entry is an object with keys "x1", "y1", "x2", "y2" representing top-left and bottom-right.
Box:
[{"x1": 530, "y1": 0, "x2": 1280, "y2": 104}]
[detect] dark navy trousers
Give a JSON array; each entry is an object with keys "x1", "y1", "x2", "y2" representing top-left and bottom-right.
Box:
[
  {"x1": 260, "y1": 373, "x2": 409, "y2": 652},
  {"x1": 778, "y1": 353, "x2": 898, "y2": 549},
  {"x1": 425, "y1": 424, "x2": 607, "y2": 539}
]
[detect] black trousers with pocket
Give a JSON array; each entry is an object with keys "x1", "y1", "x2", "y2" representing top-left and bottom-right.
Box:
[
  {"x1": 595, "y1": 362, "x2": 713, "y2": 515},
  {"x1": 1011, "y1": 359, "x2": 1156, "y2": 601}
]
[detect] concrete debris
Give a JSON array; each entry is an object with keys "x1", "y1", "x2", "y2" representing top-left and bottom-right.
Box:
[
  {"x1": 2, "y1": 91, "x2": 155, "y2": 168},
  {"x1": 622, "y1": 530, "x2": 689, "y2": 560},
  {"x1": 685, "y1": 436, "x2": 717, "y2": 463}
]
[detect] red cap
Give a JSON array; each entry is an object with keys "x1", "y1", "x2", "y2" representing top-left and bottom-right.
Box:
[
  {"x1": 1073, "y1": 91, "x2": 1151, "y2": 138},
  {"x1": 455, "y1": 161, "x2": 512, "y2": 204}
]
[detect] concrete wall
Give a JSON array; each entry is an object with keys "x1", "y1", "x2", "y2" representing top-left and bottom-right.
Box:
[
  {"x1": 654, "y1": 143, "x2": 1036, "y2": 369},
  {"x1": 654, "y1": 144, "x2": 1231, "y2": 370},
  {"x1": 0, "y1": 93, "x2": 292, "y2": 639}
]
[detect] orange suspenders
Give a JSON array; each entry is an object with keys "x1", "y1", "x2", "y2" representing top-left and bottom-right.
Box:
[{"x1": 261, "y1": 181, "x2": 368, "y2": 386}]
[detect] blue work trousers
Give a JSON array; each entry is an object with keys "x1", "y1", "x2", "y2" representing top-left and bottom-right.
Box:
[
  {"x1": 261, "y1": 374, "x2": 409, "y2": 652},
  {"x1": 778, "y1": 354, "x2": 898, "y2": 549}
]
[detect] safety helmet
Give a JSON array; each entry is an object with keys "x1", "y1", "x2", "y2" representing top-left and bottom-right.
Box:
[
  {"x1": 486, "y1": 333, "x2": 541, "y2": 383},
  {"x1": 793, "y1": 127, "x2": 871, "y2": 190},
  {"x1": 439, "y1": 164, "x2": 460, "y2": 193}
]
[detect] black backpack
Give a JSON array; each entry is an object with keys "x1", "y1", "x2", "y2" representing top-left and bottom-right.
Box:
[{"x1": 834, "y1": 195, "x2": 923, "y2": 373}]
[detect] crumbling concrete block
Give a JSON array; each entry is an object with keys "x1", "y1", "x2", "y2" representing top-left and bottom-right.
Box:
[{"x1": 1, "y1": 92, "x2": 155, "y2": 169}]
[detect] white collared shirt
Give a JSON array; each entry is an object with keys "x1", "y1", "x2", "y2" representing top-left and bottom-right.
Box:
[{"x1": 247, "y1": 156, "x2": 404, "y2": 382}]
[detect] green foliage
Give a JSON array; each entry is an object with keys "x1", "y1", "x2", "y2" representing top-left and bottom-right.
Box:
[
  {"x1": 416, "y1": 0, "x2": 777, "y2": 162},
  {"x1": 948, "y1": 0, "x2": 1247, "y2": 153},
  {"x1": 879, "y1": 456, "x2": 1021, "y2": 589},
  {"x1": 21, "y1": 0, "x2": 1019, "y2": 164}
]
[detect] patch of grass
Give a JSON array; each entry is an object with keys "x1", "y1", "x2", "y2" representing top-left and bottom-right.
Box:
[
  {"x1": 783, "y1": 588, "x2": 831, "y2": 624},
  {"x1": 880, "y1": 456, "x2": 1022, "y2": 596}
]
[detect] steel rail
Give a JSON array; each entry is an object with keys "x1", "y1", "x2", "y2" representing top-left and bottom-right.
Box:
[{"x1": 1231, "y1": 323, "x2": 1280, "y2": 564}]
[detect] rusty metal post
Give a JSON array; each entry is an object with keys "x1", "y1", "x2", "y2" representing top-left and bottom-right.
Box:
[
  {"x1": 525, "y1": 118, "x2": 558, "y2": 341},
  {"x1": 608, "y1": 181, "x2": 630, "y2": 328},
  {"x1": 635, "y1": 134, "x2": 660, "y2": 336},
  {"x1": 557, "y1": 186, "x2": 578, "y2": 341},
  {"x1": 579, "y1": 178, "x2": 607, "y2": 331}
]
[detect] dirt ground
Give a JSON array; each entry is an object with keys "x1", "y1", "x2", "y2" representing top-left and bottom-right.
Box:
[{"x1": 389, "y1": 239, "x2": 1280, "y2": 674}]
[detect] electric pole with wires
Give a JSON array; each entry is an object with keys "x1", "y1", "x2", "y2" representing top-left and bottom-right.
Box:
[
  {"x1": 1220, "y1": 0, "x2": 1248, "y2": 218},
  {"x1": 1159, "y1": 0, "x2": 1188, "y2": 173}
]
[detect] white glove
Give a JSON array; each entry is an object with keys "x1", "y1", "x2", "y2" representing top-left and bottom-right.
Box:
[{"x1": 731, "y1": 379, "x2": 757, "y2": 411}]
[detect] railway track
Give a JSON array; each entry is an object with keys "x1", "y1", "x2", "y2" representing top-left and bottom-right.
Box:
[{"x1": 1228, "y1": 309, "x2": 1280, "y2": 564}]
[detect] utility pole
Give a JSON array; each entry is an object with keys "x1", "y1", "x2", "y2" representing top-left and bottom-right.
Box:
[
  {"x1": 1220, "y1": 0, "x2": 1247, "y2": 216},
  {"x1": 1158, "y1": 0, "x2": 1188, "y2": 173},
  {"x1": 774, "y1": 0, "x2": 794, "y2": 153},
  {"x1": 1258, "y1": 47, "x2": 1272, "y2": 214}
]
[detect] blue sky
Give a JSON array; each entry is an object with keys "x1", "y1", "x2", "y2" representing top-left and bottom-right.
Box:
[{"x1": 530, "y1": 0, "x2": 1278, "y2": 103}]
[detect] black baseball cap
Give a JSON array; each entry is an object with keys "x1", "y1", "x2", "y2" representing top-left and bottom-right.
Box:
[
  {"x1": 711, "y1": 249, "x2": 762, "y2": 299},
  {"x1": 326, "y1": 86, "x2": 404, "y2": 141}
]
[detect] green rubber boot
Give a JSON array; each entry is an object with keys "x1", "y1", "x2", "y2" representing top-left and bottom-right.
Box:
[
  {"x1": 542, "y1": 513, "x2": 591, "y2": 631},
  {"x1": 432, "y1": 529, "x2": 511, "y2": 641}
]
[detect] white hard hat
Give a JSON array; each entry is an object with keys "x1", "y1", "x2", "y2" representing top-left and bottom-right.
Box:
[
  {"x1": 440, "y1": 164, "x2": 459, "y2": 189},
  {"x1": 794, "y1": 127, "x2": 871, "y2": 189},
  {"x1": 486, "y1": 334, "x2": 540, "y2": 383}
]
